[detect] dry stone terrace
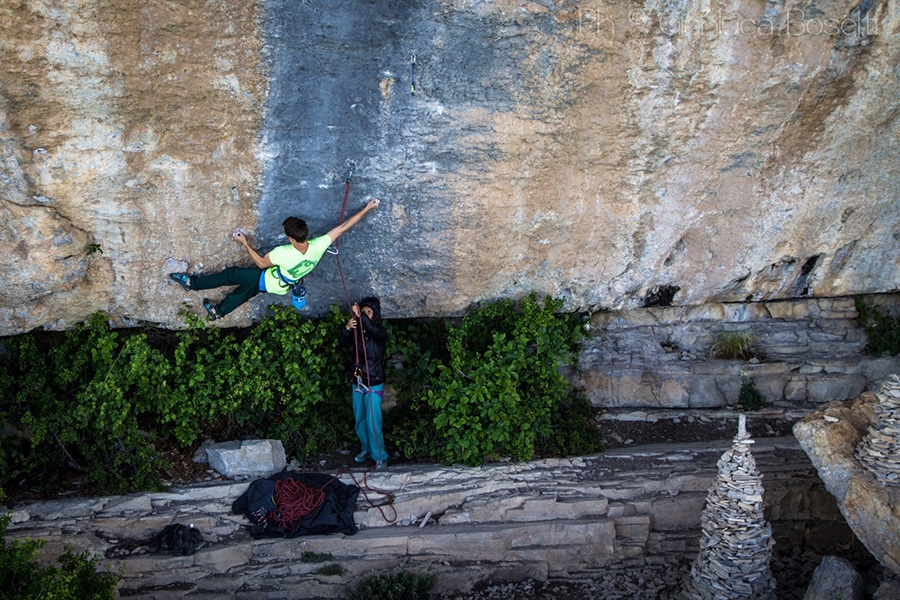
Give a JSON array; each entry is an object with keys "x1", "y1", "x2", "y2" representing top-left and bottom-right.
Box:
[
  {"x1": 579, "y1": 296, "x2": 900, "y2": 410},
  {"x1": 4, "y1": 429, "x2": 865, "y2": 599},
  {"x1": 857, "y1": 375, "x2": 900, "y2": 486}
]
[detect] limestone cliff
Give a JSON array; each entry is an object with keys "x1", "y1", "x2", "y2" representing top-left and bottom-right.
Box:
[{"x1": 1, "y1": 0, "x2": 897, "y2": 334}]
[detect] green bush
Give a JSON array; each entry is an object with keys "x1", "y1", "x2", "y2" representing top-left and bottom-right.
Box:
[
  {"x1": 414, "y1": 294, "x2": 593, "y2": 465},
  {"x1": 348, "y1": 569, "x2": 436, "y2": 600},
  {"x1": 856, "y1": 298, "x2": 900, "y2": 356},
  {"x1": 0, "y1": 491, "x2": 119, "y2": 599},
  {"x1": 0, "y1": 294, "x2": 603, "y2": 496},
  {"x1": 382, "y1": 319, "x2": 449, "y2": 461},
  {"x1": 1, "y1": 316, "x2": 165, "y2": 495},
  {"x1": 0, "y1": 305, "x2": 350, "y2": 495}
]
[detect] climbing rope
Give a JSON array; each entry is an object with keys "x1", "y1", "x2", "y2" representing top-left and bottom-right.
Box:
[
  {"x1": 334, "y1": 166, "x2": 355, "y2": 310},
  {"x1": 340, "y1": 468, "x2": 397, "y2": 524},
  {"x1": 271, "y1": 478, "x2": 326, "y2": 530},
  {"x1": 332, "y1": 164, "x2": 387, "y2": 470}
]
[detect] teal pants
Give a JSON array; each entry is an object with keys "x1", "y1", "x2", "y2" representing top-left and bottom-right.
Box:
[
  {"x1": 353, "y1": 384, "x2": 387, "y2": 462},
  {"x1": 190, "y1": 266, "x2": 263, "y2": 316}
]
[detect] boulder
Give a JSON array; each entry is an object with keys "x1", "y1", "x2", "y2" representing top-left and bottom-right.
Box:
[
  {"x1": 793, "y1": 393, "x2": 900, "y2": 574},
  {"x1": 801, "y1": 555, "x2": 864, "y2": 600},
  {"x1": 205, "y1": 439, "x2": 286, "y2": 478}
]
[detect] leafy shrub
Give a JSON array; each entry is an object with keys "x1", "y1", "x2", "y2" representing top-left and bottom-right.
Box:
[
  {"x1": 856, "y1": 298, "x2": 900, "y2": 356},
  {"x1": 0, "y1": 294, "x2": 603, "y2": 496},
  {"x1": 0, "y1": 305, "x2": 350, "y2": 495},
  {"x1": 159, "y1": 305, "x2": 352, "y2": 460},
  {"x1": 0, "y1": 490, "x2": 119, "y2": 599},
  {"x1": 538, "y1": 389, "x2": 605, "y2": 457},
  {"x1": 348, "y1": 569, "x2": 436, "y2": 600},
  {"x1": 1, "y1": 316, "x2": 165, "y2": 495},
  {"x1": 710, "y1": 331, "x2": 755, "y2": 360},
  {"x1": 383, "y1": 319, "x2": 449, "y2": 461},
  {"x1": 399, "y1": 294, "x2": 592, "y2": 465}
]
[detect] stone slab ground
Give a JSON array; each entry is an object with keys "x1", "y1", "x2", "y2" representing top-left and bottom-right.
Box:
[{"x1": 5, "y1": 422, "x2": 875, "y2": 599}]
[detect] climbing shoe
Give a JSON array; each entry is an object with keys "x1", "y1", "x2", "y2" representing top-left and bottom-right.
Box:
[
  {"x1": 375, "y1": 459, "x2": 388, "y2": 470},
  {"x1": 169, "y1": 272, "x2": 192, "y2": 291},
  {"x1": 203, "y1": 299, "x2": 221, "y2": 321},
  {"x1": 354, "y1": 451, "x2": 371, "y2": 463}
]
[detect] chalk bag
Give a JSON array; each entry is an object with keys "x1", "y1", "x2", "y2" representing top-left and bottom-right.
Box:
[{"x1": 291, "y1": 284, "x2": 308, "y2": 310}]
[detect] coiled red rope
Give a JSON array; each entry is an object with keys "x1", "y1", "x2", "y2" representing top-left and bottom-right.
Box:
[{"x1": 272, "y1": 478, "x2": 326, "y2": 530}]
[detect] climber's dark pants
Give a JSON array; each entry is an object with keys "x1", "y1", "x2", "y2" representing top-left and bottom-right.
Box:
[{"x1": 190, "y1": 266, "x2": 263, "y2": 316}]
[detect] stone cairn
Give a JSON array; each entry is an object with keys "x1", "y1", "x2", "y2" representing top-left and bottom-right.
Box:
[
  {"x1": 856, "y1": 374, "x2": 900, "y2": 485},
  {"x1": 684, "y1": 414, "x2": 776, "y2": 600}
]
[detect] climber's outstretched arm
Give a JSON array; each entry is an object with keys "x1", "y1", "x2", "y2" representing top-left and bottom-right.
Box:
[{"x1": 326, "y1": 199, "x2": 380, "y2": 243}]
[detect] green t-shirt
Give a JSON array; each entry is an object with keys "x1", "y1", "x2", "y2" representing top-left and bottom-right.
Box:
[{"x1": 262, "y1": 234, "x2": 332, "y2": 295}]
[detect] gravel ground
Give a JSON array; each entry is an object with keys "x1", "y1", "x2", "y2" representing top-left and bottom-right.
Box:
[
  {"x1": 441, "y1": 561, "x2": 693, "y2": 600},
  {"x1": 441, "y1": 545, "x2": 884, "y2": 600}
]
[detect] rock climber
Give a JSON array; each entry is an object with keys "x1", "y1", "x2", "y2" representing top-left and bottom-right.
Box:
[
  {"x1": 169, "y1": 199, "x2": 380, "y2": 320},
  {"x1": 339, "y1": 296, "x2": 389, "y2": 469}
]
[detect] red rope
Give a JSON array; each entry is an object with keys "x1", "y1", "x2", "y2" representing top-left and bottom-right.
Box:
[
  {"x1": 333, "y1": 168, "x2": 385, "y2": 463},
  {"x1": 338, "y1": 468, "x2": 397, "y2": 524},
  {"x1": 333, "y1": 169, "x2": 368, "y2": 375},
  {"x1": 272, "y1": 478, "x2": 326, "y2": 530},
  {"x1": 335, "y1": 172, "x2": 354, "y2": 311}
]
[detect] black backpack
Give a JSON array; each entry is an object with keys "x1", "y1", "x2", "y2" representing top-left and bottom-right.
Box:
[{"x1": 149, "y1": 523, "x2": 203, "y2": 556}]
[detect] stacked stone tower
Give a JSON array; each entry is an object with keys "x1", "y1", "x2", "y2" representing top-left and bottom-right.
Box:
[
  {"x1": 685, "y1": 414, "x2": 776, "y2": 600},
  {"x1": 856, "y1": 375, "x2": 900, "y2": 486}
]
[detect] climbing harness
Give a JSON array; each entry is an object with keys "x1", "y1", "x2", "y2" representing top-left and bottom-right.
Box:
[{"x1": 269, "y1": 264, "x2": 308, "y2": 311}]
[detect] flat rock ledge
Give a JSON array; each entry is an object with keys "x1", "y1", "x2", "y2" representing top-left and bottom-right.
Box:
[{"x1": 5, "y1": 437, "x2": 853, "y2": 599}]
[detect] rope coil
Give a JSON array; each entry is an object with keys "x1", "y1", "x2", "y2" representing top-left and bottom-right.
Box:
[{"x1": 271, "y1": 478, "x2": 326, "y2": 530}]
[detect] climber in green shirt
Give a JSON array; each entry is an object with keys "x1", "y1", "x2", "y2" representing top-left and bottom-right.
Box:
[{"x1": 169, "y1": 199, "x2": 379, "y2": 320}]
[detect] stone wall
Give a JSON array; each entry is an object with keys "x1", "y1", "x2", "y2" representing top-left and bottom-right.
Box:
[
  {"x1": 4, "y1": 437, "x2": 866, "y2": 598},
  {"x1": 1, "y1": 0, "x2": 898, "y2": 335},
  {"x1": 579, "y1": 295, "x2": 900, "y2": 409}
]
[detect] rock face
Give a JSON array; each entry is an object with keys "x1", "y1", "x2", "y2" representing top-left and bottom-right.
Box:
[
  {"x1": 793, "y1": 386, "x2": 900, "y2": 574},
  {"x1": 1, "y1": 0, "x2": 899, "y2": 334},
  {"x1": 801, "y1": 555, "x2": 864, "y2": 600},
  {"x1": 686, "y1": 415, "x2": 776, "y2": 599}
]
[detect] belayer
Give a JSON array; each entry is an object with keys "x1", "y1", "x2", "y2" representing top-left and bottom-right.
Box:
[
  {"x1": 169, "y1": 199, "x2": 379, "y2": 320},
  {"x1": 339, "y1": 297, "x2": 389, "y2": 469}
]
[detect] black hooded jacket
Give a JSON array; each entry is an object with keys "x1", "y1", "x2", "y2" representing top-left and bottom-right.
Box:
[{"x1": 339, "y1": 297, "x2": 387, "y2": 386}]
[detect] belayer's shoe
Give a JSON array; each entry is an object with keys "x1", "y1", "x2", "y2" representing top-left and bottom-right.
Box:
[
  {"x1": 203, "y1": 299, "x2": 221, "y2": 321},
  {"x1": 354, "y1": 452, "x2": 371, "y2": 463},
  {"x1": 375, "y1": 459, "x2": 388, "y2": 470},
  {"x1": 169, "y1": 272, "x2": 192, "y2": 291}
]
